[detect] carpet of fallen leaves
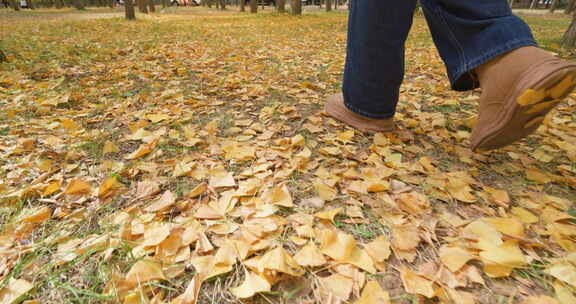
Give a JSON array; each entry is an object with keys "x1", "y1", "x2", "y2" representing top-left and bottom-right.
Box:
[{"x1": 1, "y1": 7, "x2": 576, "y2": 304}]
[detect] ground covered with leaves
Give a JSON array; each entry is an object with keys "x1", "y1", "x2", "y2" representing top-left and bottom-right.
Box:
[{"x1": 1, "y1": 7, "x2": 576, "y2": 304}]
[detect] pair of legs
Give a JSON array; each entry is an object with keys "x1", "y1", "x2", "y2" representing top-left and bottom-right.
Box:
[{"x1": 327, "y1": 0, "x2": 576, "y2": 151}]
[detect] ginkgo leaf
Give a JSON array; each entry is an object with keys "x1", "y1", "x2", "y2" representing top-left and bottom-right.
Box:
[
  {"x1": 319, "y1": 229, "x2": 356, "y2": 261},
  {"x1": 123, "y1": 291, "x2": 148, "y2": 304},
  {"x1": 208, "y1": 168, "x2": 236, "y2": 188},
  {"x1": 553, "y1": 280, "x2": 576, "y2": 304},
  {"x1": 314, "y1": 207, "x2": 342, "y2": 223},
  {"x1": 98, "y1": 176, "x2": 121, "y2": 198},
  {"x1": 230, "y1": 271, "x2": 271, "y2": 299},
  {"x1": 188, "y1": 183, "x2": 207, "y2": 198},
  {"x1": 355, "y1": 281, "x2": 390, "y2": 304},
  {"x1": 143, "y1": 223, "x2": 171, "y2": 247},
  {"x1": 484, "y1": 217, "x2": 525, "y2": 238},
  {"x1": 313, "y1": 180, "x2": 337, "y2": 201},
  {"x1": 65, "y1": 179, "x2": 92, "y2": 195},
  {"x1": 21, "y1": 206, "x2": 52, "y2": 224},
  {"x1": 146, "y1": 113, "x2": 171, "y2": 123},
  {"x1": 522, "y1": 295, "x2": 560, "y2": 304},
  {"x1": 439, "y1": 245, "x2": 474, "y2": 272},
  {"x1": 511, "y1": 207, "x2": 539, "y2": 224},
  {"x1": 43, "y1": 180, "x2": 61, "y2": 196},
  {"x1": 125, "y1": 260, "x2": 166, "y2": 286},
  {"x1": 346, "y1": 246, "x2": 376, "y2": 274},
  {"x1": 446, "y1": 177, "x2": 476, "y2": 203},
  {"x1": 400, "y1": 267, "x2": 435, "y2": 298},
  {"x1": 263, "y1": 183, "x2": 293, "y2": 207},
  {"x1": 546, "y1": 262, "x2": 576, "y2": 288},
  {"x1": 146, "y1": 191, "x2": 176, "y2": 212},
  {"x1": 125, "y1": 140, "x2": 158, "y2": 160},
  {"x1": 171, "y1": 275, "x2": 202, "y2": 304},
  {"x1": 102, "y1": 141, "x2": 119, "y2": 154},
  {"x1": 0, "y1": 278, "x2": 33, "y2": 304},
  {"x1": 294, "y1": 242, "x2": 327, "y2": 267},
  {"x1": 319, "y1": 273, "x2": 353, "y2": 301},
  {"x1": 365, "y1": 236, "x2": 391, "y2": 263},
  {"x1": 255, "y1": 247, "x2": 304, "y2": 277},
  {"x1": 173, "y1": 160, "x2": 195, "y2": 178}
]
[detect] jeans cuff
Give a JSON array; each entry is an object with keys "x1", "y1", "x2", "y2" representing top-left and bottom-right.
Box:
[
  {"x1": 343, "y1": 101, "x2": 395, "y2": 119},
  {"x1": 450, "y1": 39, "x2": 538, "y2": 91}
]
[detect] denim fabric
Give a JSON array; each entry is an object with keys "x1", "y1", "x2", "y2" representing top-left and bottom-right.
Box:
[{"x1": 342, "y1": 0, "x2": 537, "y2": 119}]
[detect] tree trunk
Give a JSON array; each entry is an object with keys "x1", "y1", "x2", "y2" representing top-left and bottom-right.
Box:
[
  {"x1": 239, "y1": 0, "x2": 244, "y2": 11},
  {"x1": 0, "y1": 49, "x2": 7, "y2": 63},
  {"x1": 28, "y1": 0, "x2": 34, "y2": 9},
  {"x1": 219, "y1": 0, "x2": 224, "y2": 9},
  {"x1": 137, "y1": 0, "x2": 148, "y2": 13},
  {"x1": 55, "y1": 0, "x2": 63, "y2": 8},
  {"x1": 566, "y1": 0, "x2": 576, "y2": 14},
  {"x1": 549, "y1": 0, "x2": 558, "y2": 13},
  {"x1": 148, "y1": 0, "x2": 155, "y2": 12},
  {"x1": 276, "y1": 0, "x2": 284, "y2": 12},
  {"x1": 74, "y1": 0, "x2": 85, "y2": 10},
  {"x1": 249, "y1": 0, "x2": 256, "y2": 13},
  {"x1": 562, "y1": 13, "x2": 576, "y2": 48},
  {"x1": 10, "y1": 0, "x2": 20, "y2": 10},
  {"x1": 125, "y1": 0, "x2": 136, "y2": 19},
  {"x1": 326, "y1": 0, "x2": 331, "y2": 11},
  {"x1": 291, "y1": 0, "x2": 300, "y2": 15}
]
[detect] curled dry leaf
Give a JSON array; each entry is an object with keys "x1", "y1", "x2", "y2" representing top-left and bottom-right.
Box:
[
  {"x1": 314, "y1": 207, "x2": 342, "y2": 223},
  {"x1": 125, "y1": 139, "x2": 158, "y2": 160},
  {"x1": 171, "y1": 275, "x2": 202, "y2": 304}
]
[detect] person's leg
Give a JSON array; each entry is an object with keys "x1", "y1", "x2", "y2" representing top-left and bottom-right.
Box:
[
  {"x1": 325, "y1": 0, "x2": 417, "y2": 133},
  {"x1": 421, "y1": 0, "x2": 576, "y2": 151}
]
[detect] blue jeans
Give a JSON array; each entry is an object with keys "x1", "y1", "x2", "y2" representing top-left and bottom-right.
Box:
[{"x1": 342, "y1": 0, "x2": 537, "y2": 119}]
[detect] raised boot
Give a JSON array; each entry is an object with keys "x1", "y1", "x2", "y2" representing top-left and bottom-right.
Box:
[
  {"x1": 325, "y1": 94, "x2": 395, "y2": 134},
  {"x1": 471, "y1": 46, "x2": 576, "y2": 152}
]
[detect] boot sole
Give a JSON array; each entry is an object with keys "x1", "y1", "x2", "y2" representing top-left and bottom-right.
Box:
[{"x1": 473, "y1": 64, "x2": 576, "y2": 152}]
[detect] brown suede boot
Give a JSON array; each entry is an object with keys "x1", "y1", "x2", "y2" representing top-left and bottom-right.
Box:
[
  {"x1": 325, "y1": 94, "x2": 395, "y2": 133},
  {"x1": 471, "y1": 46, "x2": 576, "y2": 152}
]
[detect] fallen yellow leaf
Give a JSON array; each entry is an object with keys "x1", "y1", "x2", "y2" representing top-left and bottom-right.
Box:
[
  {"x1": 294, "y1": 242, "x2": 327, "y2": 267},
  {"x1": 229, "y1": 271, "x2": 271, "y2": 299},
  {"x1": 65, "y1": 179, "x2": 92, "y2": 195},
  {"x1": 0, "y1": 278, "x2": 33, "y2": 304},
  {"x1": 125, "y1": 260, "x2": 166, "y2": 286},
  {"x1": 400, "y1": 267, "x2": 435, "y2": 298},
  {"x1": 439, "y1": 245, "x2": 474, "y2": 272},
  {"x1": 355, "y1": 281, "x2": 390, "y2": 304},
  {"x1": 314, "y1": 207, "x2": 342, "y2": 223}
]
